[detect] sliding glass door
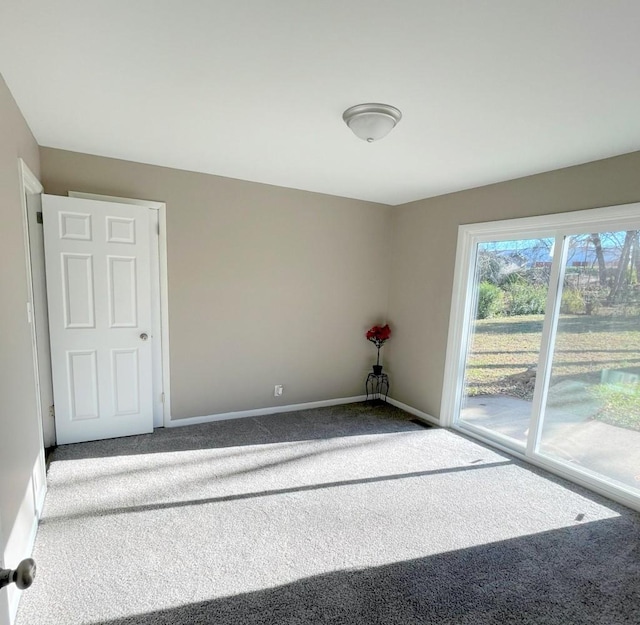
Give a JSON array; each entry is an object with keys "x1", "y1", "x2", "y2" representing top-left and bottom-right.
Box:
[{"x1": 445, "y1": 207, "x2": 640, "y2": 508}]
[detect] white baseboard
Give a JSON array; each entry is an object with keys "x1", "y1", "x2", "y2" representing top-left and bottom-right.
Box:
[
  {"x1": 167, "y1": 395, "x2": 368, "y2": 428},
  {"x1": 9, "y1": 519, "x2": 38, "y2": 623},
  {"x1": 34, "y1": 451, "x2": 47, "y2": 519},
  {"x1": 34, "y1": 480, "x2": 47, "y2": 519},
  {"x1": 387, "y1": 397, "x2": 440, "y2": 427},
  {"x1": 7, "y1": 510, "x2": 39, "y2": 624}
]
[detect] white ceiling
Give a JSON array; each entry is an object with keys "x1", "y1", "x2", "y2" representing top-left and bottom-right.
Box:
[{"x1": 1, "y1": 1, "x2": 639, "y2": 205}]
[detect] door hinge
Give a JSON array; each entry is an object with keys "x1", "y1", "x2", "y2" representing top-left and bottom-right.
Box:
[
  {"x1": 49, "y1": 405, "x2": 55, "y2": 420},
  {"x1": 36, "y1": 211, "x2": 43, "y2": 224},
  {"x1": 161, "y1": 392, "x2": 165, "y2": 404}
]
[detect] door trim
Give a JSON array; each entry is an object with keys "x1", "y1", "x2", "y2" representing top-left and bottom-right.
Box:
[
  {"x1": 68, "y1": 192, "x2": 171, "y2": 427},
  {"x1": 17, "y1": 159, "x2": 47, "y2": 495},
  {"x1": 13, "y1": 159, "x2": 47, "y2": 625}
]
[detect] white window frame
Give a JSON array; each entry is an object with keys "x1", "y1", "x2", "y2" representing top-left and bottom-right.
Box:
[{"x1": 441, "y1": 201, "x2": 640, "y2": 512}]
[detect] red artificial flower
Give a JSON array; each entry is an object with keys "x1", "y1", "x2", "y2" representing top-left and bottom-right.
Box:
[
  {"x1": 366, "y1": 324, "x2": 391, "y2": 368},
  {"x1": 366, "y1": 324, "x2": 391, "y2": 346}
]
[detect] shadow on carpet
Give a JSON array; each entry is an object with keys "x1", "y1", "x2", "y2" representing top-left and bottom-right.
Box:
[{"x1": 94, "y1": 516, "x2": 639, "y2": 625}]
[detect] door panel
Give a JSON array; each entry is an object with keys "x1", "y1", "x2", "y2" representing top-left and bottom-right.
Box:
[
  {"x1": 108, "y1": 256, "x2": 138, "y2": 327},
  {"x1": 62, "y1": 254, "x2": 95, "y2": 327},
  {"x1": 112, "y1": 349, "x2": 140, "y2": 414},
  {"x1": 43, "y1": 195, "x2": 153, "y2": 444}
]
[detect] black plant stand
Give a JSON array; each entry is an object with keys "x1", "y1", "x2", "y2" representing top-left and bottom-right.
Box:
[{"x1": 365, "y1": 372, "x2": 389, "y2": 402}]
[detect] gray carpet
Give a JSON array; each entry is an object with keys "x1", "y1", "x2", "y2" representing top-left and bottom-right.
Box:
[{"x1": 16, "y1": 402, "x2": 640, "y2": 624}]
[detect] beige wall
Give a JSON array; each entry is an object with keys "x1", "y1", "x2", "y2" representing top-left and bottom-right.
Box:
[
  {"x1": 386, "y1": 151, "x2": 640, "y2": 420},
  {"x1": 38, "y1": 147, "x2": 640, "y2": 424},
  {"x1": 40, "y1": 148, "x2": 391, "y2": 419},
  {"x1": 0, "y1": 75, "x2": 42, "y2": 568}
]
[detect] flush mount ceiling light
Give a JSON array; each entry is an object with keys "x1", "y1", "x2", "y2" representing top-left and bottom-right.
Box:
[{"x1": 342, "y1": 103, "x2": 402, "y2": 143}]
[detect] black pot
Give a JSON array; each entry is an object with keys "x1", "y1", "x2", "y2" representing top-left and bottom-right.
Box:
[{"x1": 372, "y1": 365, "x2": 383, "y2": 375}]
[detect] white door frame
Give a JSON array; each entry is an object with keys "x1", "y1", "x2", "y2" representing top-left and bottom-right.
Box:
[
  {"x1": 68, "y1": 191, "x2": 171, "y2": 427},
  {"x1": 19, "y1": 161, "x2": 55, "y2": 447},
  {"x1": 11, "y1": 160, "x2": 47, "y2": 625},
  {"x1": 17, "y1": 159, "x2": 47, "y2": 478},
  {"x1": 0, "y1": 515, "x2": 7, "y2": 625}
]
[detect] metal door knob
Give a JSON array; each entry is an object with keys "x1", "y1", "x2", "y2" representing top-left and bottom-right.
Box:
[
  {"x1": 140, "y1": 333, "x2": 149, "y2": 341},
  {"x1": 0, "y1": 558, "x2": 36, "y2": 590}
]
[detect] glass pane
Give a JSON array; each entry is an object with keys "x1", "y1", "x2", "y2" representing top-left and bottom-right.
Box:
[
  {"x1": 459, "y1": 238, "x2": 554, "y2": 446},
  {"x1": 539, "y1": 231, "x2": 640, "y2": 493}
]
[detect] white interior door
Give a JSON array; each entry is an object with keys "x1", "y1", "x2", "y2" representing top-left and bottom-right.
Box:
[{"x1": 42, "y1": 195, "x2": 154, "y2": 444}]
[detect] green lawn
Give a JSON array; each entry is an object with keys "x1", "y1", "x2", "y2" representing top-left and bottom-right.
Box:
[{"x1": 465, "y1": 313, "x2": 640, "y2": 401}]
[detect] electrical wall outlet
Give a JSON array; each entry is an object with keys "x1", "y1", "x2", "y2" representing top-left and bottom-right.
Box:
[{"x1": 274, "y1": 384, "x2": 284, "y2": 397}]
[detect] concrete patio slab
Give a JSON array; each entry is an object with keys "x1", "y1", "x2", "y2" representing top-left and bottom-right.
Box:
[{"x1": 461, "y1": 394, "x2": 640, "y2": 491}]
